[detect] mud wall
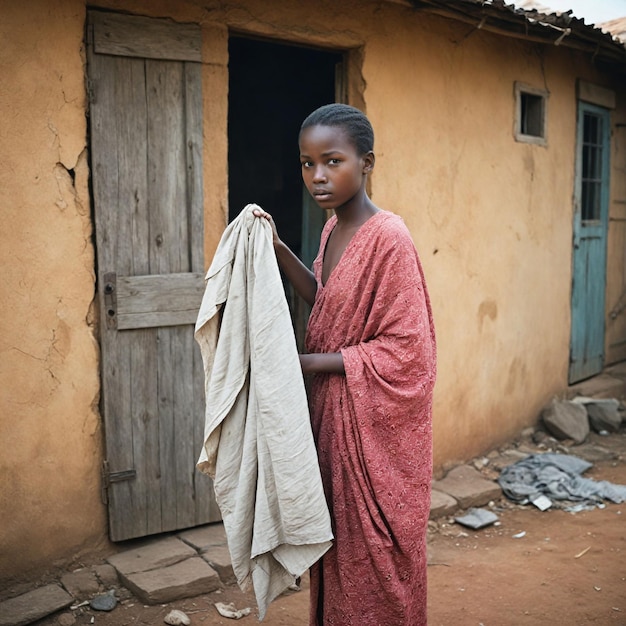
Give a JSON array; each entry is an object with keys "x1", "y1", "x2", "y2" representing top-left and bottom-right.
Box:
[{"x1": 0, "y1": 1, "x2": 106, "y2": 582}]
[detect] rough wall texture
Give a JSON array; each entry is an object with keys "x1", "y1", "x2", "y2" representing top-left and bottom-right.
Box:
[
  {"x1": 0, "y1": 0, "x2": 107, "y2": 582},
  {"x1": 364, "y1": 11, "x2": 581, "y2": 465},
  {"x1": 1, "y1": 0, "x2": 625, "y2": 581}
]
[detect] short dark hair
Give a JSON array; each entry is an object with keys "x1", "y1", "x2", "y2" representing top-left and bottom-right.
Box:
[{"x1": 300, "y1": 103, "x2": 374, "y2": 156}]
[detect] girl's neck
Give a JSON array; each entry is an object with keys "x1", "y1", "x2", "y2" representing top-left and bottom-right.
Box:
[{"x1": 334, "y1": 195, "x2": 380, "y2": 228}]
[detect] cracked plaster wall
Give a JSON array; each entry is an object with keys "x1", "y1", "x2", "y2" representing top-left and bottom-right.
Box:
[{"x1": 0, "y1": 0, "x2": 106, "y2": 582}]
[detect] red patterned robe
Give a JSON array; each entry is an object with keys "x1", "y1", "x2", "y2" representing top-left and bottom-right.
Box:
[{"x1": 306, "y1": 211, "x2": 436, "y2": 626}]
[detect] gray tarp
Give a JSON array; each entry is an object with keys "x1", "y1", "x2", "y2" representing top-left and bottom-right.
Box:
[{"x1": 498, "y1": 453, "x2": 626, "y2": 505}]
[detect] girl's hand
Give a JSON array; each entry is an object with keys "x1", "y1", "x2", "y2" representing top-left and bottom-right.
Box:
[{"x1": 252, "y1": 208, "x2": 280, "y2": 247}]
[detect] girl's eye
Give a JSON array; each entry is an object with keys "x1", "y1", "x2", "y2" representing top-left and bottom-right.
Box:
[
  {"x1": 329, "y1": 158, "x2": 341, "y2": 165},
  {"x1": 301, "y1": 161, "x2": 313, "y2": 168}
]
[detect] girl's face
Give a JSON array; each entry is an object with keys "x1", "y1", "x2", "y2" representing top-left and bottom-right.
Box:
[{"x1": 299, "y1": 124, "x2": 373, "y2": 211}]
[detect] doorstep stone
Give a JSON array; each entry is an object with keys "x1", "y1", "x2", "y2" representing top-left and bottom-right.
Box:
[
  {"x1": 119, "y1": 556, "x2": 221, "y2": 604},
  {"x1": 178, "y1": 523, "x2": 227, "y2": 551},
  {"x1": 201, "y1": 544, "x2": 236, "y2": 585},
  {"x1": 0, "y1": 584, "x2": 72, "y2": 626},
  {"x1": 107, "y1": 536, "x2": 196, "y2": 576},
  {"x1": 432, "y1": 465, "x2": 502, "y2": 509}
]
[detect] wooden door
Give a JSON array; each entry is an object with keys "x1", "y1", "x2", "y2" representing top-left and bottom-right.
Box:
[
  {"x1": 569, "y1": 102, "x2": 610, "y2": 383},
  {"x1": 87, "y1": 11, "x2": 220, "y2": 541}
]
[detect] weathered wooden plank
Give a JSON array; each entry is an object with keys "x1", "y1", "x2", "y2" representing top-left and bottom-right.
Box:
[
  {"x1": 115, "y1": 273, "x2": 205, "y2": 330},
  {"x1": 184, "y1": 60, "x2": 219, "y2": 523},
  {"x1": 156, "y1": 325, "x2": 177, "y2": 532},
  {"x1": 91, "y1": 12, "x2": 201, "y2": 62},
  {"x1": 130, "y1": 328, "x2": 160, "y2": 538},
  {"x1": 146, "y1": 59, "x2": 188, "y2": 274},
  {"x1": 147, "y1": 57, "x2": 193, "y2": 533},
  {"x1": 173, "y1": 328, "x2": 192, "y2": 528},
  {"x1": 185, "y1": 63, "x2": 205, "y2": 272},
  {"x1": 88, "y1": 46, "x2": 137, "y2": 542},
  {"x1": 106, "y1": 55, "x2": 153, "y2": 542}
]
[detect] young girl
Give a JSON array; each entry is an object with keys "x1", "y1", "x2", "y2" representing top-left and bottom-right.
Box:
[{"x1": 254, "y1": 103, "x2": 436, "y2": 625}]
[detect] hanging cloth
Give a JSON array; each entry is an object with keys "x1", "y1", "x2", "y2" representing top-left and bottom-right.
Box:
[{"x1": 195, "y1": 204, "x2": 333, "y2": 620}]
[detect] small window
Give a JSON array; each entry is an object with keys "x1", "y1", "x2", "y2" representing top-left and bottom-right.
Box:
[
  {"x1": 514, "y1": 83, "x2": 548, "y2": 145},
  {"x1": 581, "y1": 111, "x2": 604, "y2": 223}
]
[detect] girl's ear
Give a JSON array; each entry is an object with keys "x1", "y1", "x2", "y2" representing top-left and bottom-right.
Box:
[{"x1": 362, "y1": 151, "x2": 375, "y2": 174}]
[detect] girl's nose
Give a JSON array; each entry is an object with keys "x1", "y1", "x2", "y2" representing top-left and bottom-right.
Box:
[{"x1": 312, "y1": 165, "x2": 326, "y2": 183}]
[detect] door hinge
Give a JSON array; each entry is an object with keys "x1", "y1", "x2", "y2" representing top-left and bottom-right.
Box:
[
  {"x1": 101, "y1": 459, "x2": 137, "y2": 504},
  {"x1": 86, "y1": 78, "x2": 96, "y2": 106}
]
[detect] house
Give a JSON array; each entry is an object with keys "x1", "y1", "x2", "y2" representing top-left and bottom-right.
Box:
[{"x1": 2, "y1": 0, "x2": 625, "y2": 584}]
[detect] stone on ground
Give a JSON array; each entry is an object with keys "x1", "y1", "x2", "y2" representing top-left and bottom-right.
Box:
[
  {"x1": 541, "y1": 399, "x2": 589, "y2": 443},
  {"x1": 432, "y1": 465, "x2": 502, "y2": 509},
  {"x1": 489, "y1": 449, "x2": 529, "y2": 471},
  {"x1": 107, "y1": 536, "x2": 196, "y2": 575},
  {"x1": 429, "y1": 489, "x2": 458, "y2": 519},
  {"x1": 0, "y1": 584, "x2": 72, "y2": 626},
  {"x1": 586, "y1": 400, "x2": 622, "y2": 433},
  {"x1": 178, "y1": 523, "x2": 227, "y2": 551},
  {"x1": 572, "y1": 442, "x2": 617, "y2": 463},
  {"x1": 200, "y1": 544, "x2": 236, "y2": 585},
  {"x1": 60, "y1": 568, "x2": 100, "y2": 598},
  {"x1": 119, "y1": 556, "x2": 221, "y2": 604},
  {"x1": 93, "y1": 563, "x2": 119, "y2": 587}
]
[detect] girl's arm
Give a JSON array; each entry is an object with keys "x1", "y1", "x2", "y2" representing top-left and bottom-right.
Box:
[
  {"x1": 300, "y1": 353, "x2": 344, "y2": 375},
  {"x1": 253, "y1": 209, "x2": 343, "y2": 376},
  {"x1": 254, "y1": 208, "x2": 317, "y2": 306},
  {"x1": 273, "y1": 240, "x2": 317, "y2": 306}
]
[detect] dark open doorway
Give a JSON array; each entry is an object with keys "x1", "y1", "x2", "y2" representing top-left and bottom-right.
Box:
[{"x1": 228, "y1": 36, "x2": 342, "y2": 344}]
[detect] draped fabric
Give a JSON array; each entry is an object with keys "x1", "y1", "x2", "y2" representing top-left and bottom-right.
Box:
[
  {"x1": 195, "y1": 204, "x2": 333, "y2": 620},
  {"x1": 305, "y1": 211, "x2": 436, "y2": 625}
]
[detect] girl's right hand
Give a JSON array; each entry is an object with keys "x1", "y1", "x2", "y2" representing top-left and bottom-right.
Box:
[{"x1": 252, "y1": 208, "x2": 280, "y2": 247}]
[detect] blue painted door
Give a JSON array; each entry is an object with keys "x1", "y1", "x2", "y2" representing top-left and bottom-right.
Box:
[{"x1": 569, "y1": 102, "x2": 610, "y2": 383}]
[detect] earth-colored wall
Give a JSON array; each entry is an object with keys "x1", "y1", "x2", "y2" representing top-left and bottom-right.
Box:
[
  {"x1": 0, "y1": 1, "x2": 107, "y2": 583},
  {"x1": 1, "y1": 0, "x2": 624, "y2": 582}
]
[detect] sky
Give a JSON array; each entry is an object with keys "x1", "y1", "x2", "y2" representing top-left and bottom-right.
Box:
[{"x1": 520, "y1": 0, "x2": 626, "y2": 24}]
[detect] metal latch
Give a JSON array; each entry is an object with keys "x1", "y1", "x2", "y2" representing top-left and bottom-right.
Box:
[{"x1": 103, "y1": 272, "x2": 117, "y2": 329}]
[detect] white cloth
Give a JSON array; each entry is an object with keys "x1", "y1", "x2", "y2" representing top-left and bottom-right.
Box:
[{"x1": 195, "y1": 204, "x2": 332, "y2": 620}]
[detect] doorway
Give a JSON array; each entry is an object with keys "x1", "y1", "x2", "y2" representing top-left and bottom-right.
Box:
[{"x1": 228, "y1": 36, "x2": 342, "y2": 345}]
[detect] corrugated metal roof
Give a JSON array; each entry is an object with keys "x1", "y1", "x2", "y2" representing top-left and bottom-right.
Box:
[
  {"x1": 406, "y1": 0, "x2": 626, "y2": 71},
  {"x1": 599, "y1": 16, "x2": 626, "y2": 43}
]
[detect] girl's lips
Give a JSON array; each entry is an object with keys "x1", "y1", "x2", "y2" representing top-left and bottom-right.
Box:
[{"x1": 314, "y1": 191, "x2": 332, "y2": 201}]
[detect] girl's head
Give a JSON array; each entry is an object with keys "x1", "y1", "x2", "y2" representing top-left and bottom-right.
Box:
[
  {"x1": 299, "y1": 104, "x2": 374, "y2": 156},
  {"x1": 298, "y1": 104, "x2": 375, "y2": 211}
]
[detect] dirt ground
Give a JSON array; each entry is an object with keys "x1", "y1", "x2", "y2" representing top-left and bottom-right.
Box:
[{"x1": 33, "y1": 430, "x2": 626, "y2": 626}]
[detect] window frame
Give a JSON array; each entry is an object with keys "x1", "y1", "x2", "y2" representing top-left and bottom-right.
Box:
[{"x1": 514, "y1": 82, "x2": 549, "y2": 146}]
